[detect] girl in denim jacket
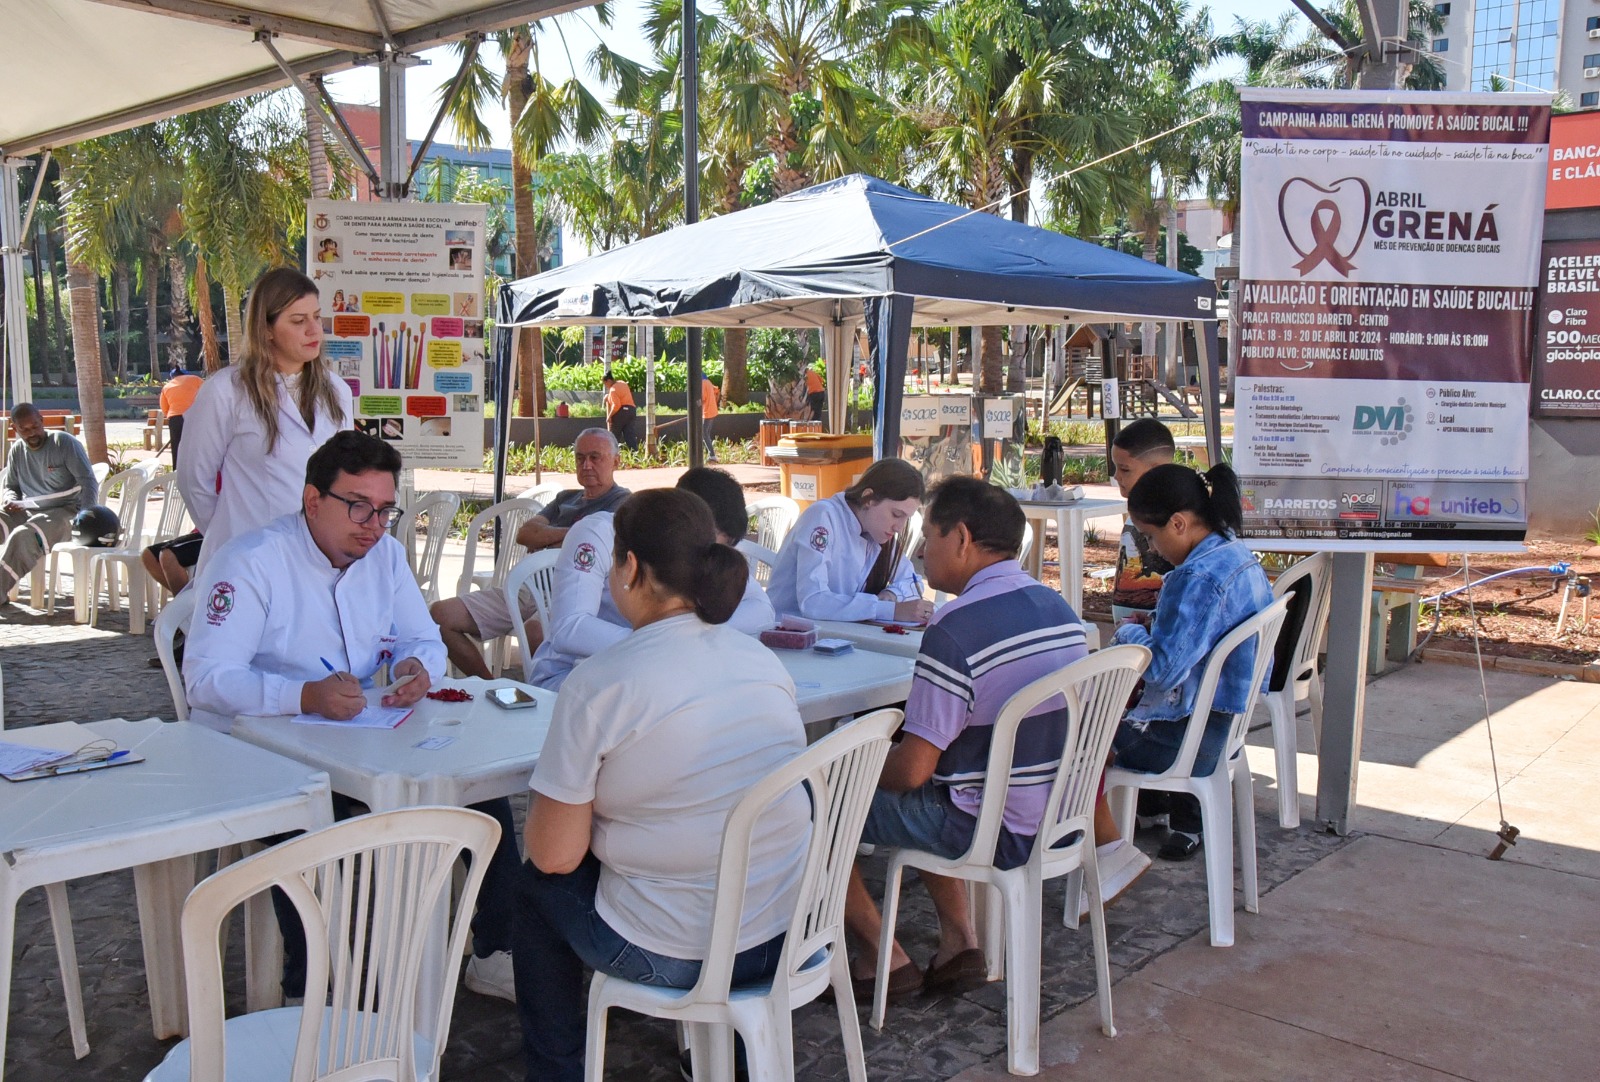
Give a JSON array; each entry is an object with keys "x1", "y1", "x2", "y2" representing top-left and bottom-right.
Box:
[{"x1": 1111, "y1": 463, "x2": 1273, "y2": 860}]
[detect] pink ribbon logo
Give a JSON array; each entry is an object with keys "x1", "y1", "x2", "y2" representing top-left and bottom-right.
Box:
[{"x1": 1278, "y1": 177, "x2": 1370, "y2": 278}]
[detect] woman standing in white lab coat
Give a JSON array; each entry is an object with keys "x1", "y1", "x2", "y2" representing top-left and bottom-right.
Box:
[{"x1": 178, "y1": 267, "x2": 352, "y2": 573}]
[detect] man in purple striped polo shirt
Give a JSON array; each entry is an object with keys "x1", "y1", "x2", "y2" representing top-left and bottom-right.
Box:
[{"x1": 842, "y1": 477, "x2": 1089, "y2": 1001}]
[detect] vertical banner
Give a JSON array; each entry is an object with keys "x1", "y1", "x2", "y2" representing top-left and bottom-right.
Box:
[
  {"x1": 1234, "y1": 89, "x2": 1548, "y2": 549},
  {"x1": 306, "y1": 199, "x2": 489, "y2": 468}
]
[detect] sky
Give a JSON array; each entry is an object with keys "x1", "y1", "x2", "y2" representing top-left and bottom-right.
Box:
[{"x1": 322, "y1": 0, "x2": 1308, "y2": 150}]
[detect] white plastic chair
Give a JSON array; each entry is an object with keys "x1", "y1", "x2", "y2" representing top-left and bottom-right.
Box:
[
  {"x1": 586, "y1": 709, "x2": 900, "y2": 1082},
  {"x1": 515, "y1": 480, "x2": 564, "y2": 509},
  {"x1": 745, "y1": 494, "x2": 799, "y2": 551},
  {"x1": 0, "y1": 660, "x2": 91, "y2": 1060},
  {"x1": 871, "y1": 646, "x2": 1151, "y2": 1075},
  {"x1": 144, "y1": 806, "x2": 501, "y2": 1082},
  {"x1": 1105, "y1": 596, "x2": 1291, "y2": 948},
  {"x1": 455, "y1": 498, "x2": 543, "y2": 673},
  {"x1": 155, "y1": 587, "x2": 197, "y2": 721},
  {"x1": 45, "y1": 459, "x2": 160, "y2": 620},
  {"x1": 1264, "y1": 552, "x2": 1332, "y2": 829},
  {"x1": 736, "y1": 538, "x2": 779, "y2": 586},
  {"x1": 89, "y1": 473, "x2": 190, "y2": 634},
  {"x1": 393, "y1": 491, "x2": 461, "y2": 603},
  {"x1": 502, "y1": 550, "x2": 561, "y2": 681}
]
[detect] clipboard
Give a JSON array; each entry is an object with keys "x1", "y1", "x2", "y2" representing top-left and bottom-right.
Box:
[{"x1": 2, "y1": 750, "x2": 145, "y2": 782}]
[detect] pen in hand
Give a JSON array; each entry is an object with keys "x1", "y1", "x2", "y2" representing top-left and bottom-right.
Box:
[{"x1": 320, "y1": 657, "x2": 353, "y2": 683}]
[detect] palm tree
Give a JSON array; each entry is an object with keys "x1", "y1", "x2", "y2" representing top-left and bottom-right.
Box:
[{"x1": 441, "y1": 14, "x2": 611, "y2": 417}]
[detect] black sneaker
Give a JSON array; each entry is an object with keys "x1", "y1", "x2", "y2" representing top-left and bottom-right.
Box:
[
  {"x1": 678, "y1": 1044, "x2": 749, "y2": 1082},
  {"x1": 1157, "y1": 830, "x2": 1202, "y2": 861}
]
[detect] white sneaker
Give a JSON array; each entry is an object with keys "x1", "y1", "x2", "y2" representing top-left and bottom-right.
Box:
[
  {"x1": 464, "y1": 950, "x2": 516, "y2": 1001},
  {"x1": 1079, "y1": 841, "x2": 1152, "y2": 920}
]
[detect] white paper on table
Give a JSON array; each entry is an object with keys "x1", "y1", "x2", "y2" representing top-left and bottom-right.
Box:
[
  {"x1": 0, "y1": 740, "x2": 73, "y2": 774},
  {"x1": 0, "y1": 721, "x2": 101, "y2": 774},
  {"x1": 292, "y1": 691, "x2": 413, "y2": 729}
]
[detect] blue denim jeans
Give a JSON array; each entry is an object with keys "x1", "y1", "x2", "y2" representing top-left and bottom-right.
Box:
[
  {"x1": 1112, "y1": 710, "x2": 1232, "y2": 837},
  {"x1": 512, "y1": 853, "x2": 787, "y2": 1082}
]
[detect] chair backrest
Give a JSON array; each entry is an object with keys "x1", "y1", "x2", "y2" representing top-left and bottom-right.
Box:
[
  {"x1": 178, "y1": 807, "x2": 501, "y2": 1082},
  {"x1": 735, "y1": 539, "x2": 778, "y2": 586},
  {"x1": 140, "y1": 473, "x2": 191, "y2": 549},
  {"x1": 1269, "y1": 552, "x2": 1332, "y2": 693},
  {"x1": 746, "y1": 495, "x2": 800, "y2": 551},
  {"x1": 675, "y1": 708, "x2": 899, "y2": 1008},
  {"x1": 956, "y1": 646, "x2": 1152, "y2": 869},
  {"x1": 395, "y1": 491, "x2": 461, "y2": 598},
  {"x1": 91, "y1": 461, "x2": 111, "y2": 487},
  {"x1": 1164, "y1": 595, "x2": 1292, "y2": 779},
  {"x1": 516, "y1": 481, "x2": 564, "y2": 512},
  {"x1": 1018, "y1": 520, "x2": 1035, "y2": 567},
  {"x1": 455, "y1": 497, "x2": 542, "y2": 598},
  {"x1": 503, "y1": 550, "x2": 562, "y2": 680},
  {"x1": 155, "y1": 587, "x2": 197, "y2": 720}
]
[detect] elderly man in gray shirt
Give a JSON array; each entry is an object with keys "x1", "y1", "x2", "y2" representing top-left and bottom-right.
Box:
[{"x1": 1, "y1": 403, "x2": 98, "y2": 601}]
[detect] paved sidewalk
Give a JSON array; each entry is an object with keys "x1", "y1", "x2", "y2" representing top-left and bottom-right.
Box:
[{"x1": 4, "y1": 573, "x2": 1595, "y2": 1078}]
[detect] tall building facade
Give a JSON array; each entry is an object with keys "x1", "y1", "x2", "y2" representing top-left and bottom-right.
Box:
[{"x1": 1430, "y1": 1, "x2": 1600, "y2": 107}]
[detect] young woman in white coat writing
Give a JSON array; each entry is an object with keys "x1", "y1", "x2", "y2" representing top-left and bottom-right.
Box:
[
  {"x1": 767, "y1": 456, "x2": 933, "y2": 623},
  {"x1": 177, "y1": 267, "x2": 352, "y2": 574}
]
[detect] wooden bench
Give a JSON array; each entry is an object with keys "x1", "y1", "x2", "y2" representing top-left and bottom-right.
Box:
[
  {"x1": 1369, "y1": 552, "x2": 1449, "y2": 674},
  {"x1": 143, "y1": 409, "x2": 165, "y2": 451},
  {"x1": 2, "y1": 410, "x2": 80, "y2": 439}
]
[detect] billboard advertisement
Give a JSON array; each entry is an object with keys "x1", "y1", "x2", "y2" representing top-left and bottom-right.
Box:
[
  {"x1": 306, "y1": 199, "x2": 489, "y2": 468},
  {"x1": 1234, "y1": 89, "x2": 1548, "y2": 549}
]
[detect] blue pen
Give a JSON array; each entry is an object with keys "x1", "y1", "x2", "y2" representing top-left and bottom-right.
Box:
[
  {"x1": 106, "y1": 750, "x2": 131, "y2": 763},
  {"x1": 320, "y1": 657, "x2": 352, "y2": 683}
]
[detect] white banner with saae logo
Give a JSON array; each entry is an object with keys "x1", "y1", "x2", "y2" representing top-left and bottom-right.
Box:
[{"x1": 1234, "y1": 89, "x2": 1548, "y2": 549}]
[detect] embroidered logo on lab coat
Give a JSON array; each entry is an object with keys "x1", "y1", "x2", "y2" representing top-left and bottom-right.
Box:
[
  {"x1": 574, "y1": 542, "x2": 597, "y2": 571},
  {"x1": 810, "y1": 527, "x2": 829, "y2": 552},
  {"x1": 206, "y1": 582, "x2": 235, "y2": 626}
]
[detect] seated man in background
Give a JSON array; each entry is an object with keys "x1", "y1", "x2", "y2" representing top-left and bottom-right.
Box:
[
  {"x1": 1, "y1": 403, "x2": 98, "y2": 605},
  {"x1": 524, "y1": 467, "x2": 774, "y2": 691},
  {"x1": 842, "y1": 477, "x2": 1090, "y2": 999},
  {"x1": 431, "y1": 428, "x2": 629, "y2": 678},
  {"x1": 184, "y1": 430, "x2": 524, "y2": 1002}
]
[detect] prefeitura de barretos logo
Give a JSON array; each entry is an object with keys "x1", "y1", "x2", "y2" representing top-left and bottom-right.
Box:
[{"x1": 1279, "y1": 177, "x2": 1371, "y2": 277}]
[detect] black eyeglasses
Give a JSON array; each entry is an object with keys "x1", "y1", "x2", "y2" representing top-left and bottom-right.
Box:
[{"x1": 324, "y1": 491, "x2": 404, "y2": 528}]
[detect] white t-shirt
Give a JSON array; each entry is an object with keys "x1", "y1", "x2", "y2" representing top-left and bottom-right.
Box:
[{"x1": 530, "y1": 614, "x2": 809, "y2": 958}]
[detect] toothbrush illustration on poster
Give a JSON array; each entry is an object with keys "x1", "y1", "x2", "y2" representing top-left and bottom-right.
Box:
[{"x1": 307, "y1": 199, "x2": 488, "y2": 467}]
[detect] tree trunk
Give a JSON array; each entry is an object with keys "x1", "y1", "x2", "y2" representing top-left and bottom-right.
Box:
[
  {"x1": 59, "y1": 194, "x2": 107, "y2": 461},
  {"x1": 222, "y1": 283, "x2": 244, "y2": 369},
  {"x1": 1006, "y1": 324, "x2": 1027, "y2": 393},
  {"x1": 194, "y1": 253, "x2": 220, "y2": 373},
  {"x1": 723, "y1": 328, "x2": 750, "y2": 404},
  {"x1": 144, "y1": 250, "x2": 160, "y2": 377},
  {"x1": 980, "y1": 326, "x2": 1004, "y2": 394},
  {"x1": 306, "y1": 94, "x2": 331, "y2": 199},
  {"x1": 113, "y1": 266, "x2": 131, "y2": 381},
  {"x1": 167, "y1": 252, "x2": 190, "y2": 370},
  {"x1": 99, "y1": 278, "x2": 115, "y2": 386},
  {"x1": 506, "y1": 31, "x2": 545, "y2": 418}
]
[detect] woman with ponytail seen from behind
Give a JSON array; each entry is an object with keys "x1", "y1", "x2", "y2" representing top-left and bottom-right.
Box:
[
  {"x1": 1111, "y1": 463, "x2": 1274, "y2": 862},
  {"x1": 512, "y1": 488, "x2": 810, "y2": 1082}
]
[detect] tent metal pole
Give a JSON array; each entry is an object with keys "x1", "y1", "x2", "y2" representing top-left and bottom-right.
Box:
[
  {"x1": 1, "y1": 157, "x2": 33, "y2": 410},
  {"x1": 377, "y1": 48, "x2": 412, "y2": 201},
  {"x1": 1197, "y1": 318, "x2": 1221, "y2": 464},
  {"x1": 683, "y1": 0, "x2": 704, "y2": 467}
]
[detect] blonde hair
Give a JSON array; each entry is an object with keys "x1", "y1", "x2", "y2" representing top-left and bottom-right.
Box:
[{"x1": 238, "y1": 267, "x2": 346, "y2": 453}]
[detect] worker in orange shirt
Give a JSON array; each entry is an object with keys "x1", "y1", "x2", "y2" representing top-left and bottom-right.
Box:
[
  {"x1": 701, "y1": 375, "x2": 721, "y2": 463},
  {"x1": 159, "y1": 365, "x2": 204, "y2": 470},
  {"x1": 602, "y1": 374, "x2": 638, "y2": 450},
  {"x1": 805, "y1": 364, "x2": 826, "y2": 425}
]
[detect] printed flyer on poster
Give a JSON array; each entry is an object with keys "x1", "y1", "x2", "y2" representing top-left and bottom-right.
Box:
[
  {"x1": 1532, "y1": 238, "x2": 1600, "y2": 418},
  {"x1": 1234, "y1": 89, "x2": 1547, "y2": 549},
  {"x1": 306, "y1": 199, "x2": 488, "y2": 468}
]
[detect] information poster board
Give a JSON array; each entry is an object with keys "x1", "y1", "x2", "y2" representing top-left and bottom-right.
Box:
[
  {"x1": 306, "y1": 199, "x2": 488, "y2": 468},
  {"x1": 1233, "y1": 89, "x2": 1548, "y2": 549},
  {"x1": 1532, "y1": 238, "x2": 1600, "y2": 417}
]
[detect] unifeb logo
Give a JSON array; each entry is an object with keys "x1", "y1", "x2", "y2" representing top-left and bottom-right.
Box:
[
  {"x1": 574, "y1": 542, "x2": 597, "y2": 572},
  {"x1": 810, "y1": 526, "x2": 830, "y2": 552},
  {"x1": 206, "y1": 581, "x2": 235, "y2": 626}
]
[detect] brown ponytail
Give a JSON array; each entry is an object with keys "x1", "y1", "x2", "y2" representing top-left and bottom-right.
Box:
[{"x1": 613, "y1": 489, "x2": 748, "y2": 624}]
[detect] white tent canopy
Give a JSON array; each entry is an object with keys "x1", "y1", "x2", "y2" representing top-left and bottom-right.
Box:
[{"x1": 0, "y1": 0, "x2": 594, "y2": 156}]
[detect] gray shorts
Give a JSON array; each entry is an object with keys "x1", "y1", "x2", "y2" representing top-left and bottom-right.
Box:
[{"x1": 459, "y1": 586, "x2": 538, "y2": 640}]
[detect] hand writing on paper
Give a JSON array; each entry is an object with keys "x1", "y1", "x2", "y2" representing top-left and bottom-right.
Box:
[
  {"x1": 892, "y1": 598, "x2": 934, "y2": 623},
  {"x1": 382, "y1": 657, "x2": 431, "y2": 707},
  {"x1": 302, "y1": 671, "x2": 366, "y2": 720}
]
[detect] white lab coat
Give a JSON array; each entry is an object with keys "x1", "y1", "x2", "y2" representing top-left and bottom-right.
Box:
[
  {"x1": 183, "y1": 512, "x2": 445, "y2": 732},
  {"x1": 525, "y1": 512, "x2": 777, "y2": 690},
  {"x1": 766, "y1": 493, "x2": 918, "y2": 622},
  {"x1": 178, "y1": 365, "x2": 352, "y2": 576}
]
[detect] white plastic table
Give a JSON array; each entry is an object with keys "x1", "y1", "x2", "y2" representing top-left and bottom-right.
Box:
[
  {"x1": 1017, "y1": 496, "x2": 1127, "y2": 614},
  {"x1": 812, "y1": 619, "x2": 925, "y2": 659},
  {"x1": 0, "y1": 718, "x2": 332, "y2": 1081},
  {"x1": 778, "y1": 646, "x2": 914, "y2": 725},
  {"x1": 230, "y1": 677, "x2": 553, "y2": 1014}
]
